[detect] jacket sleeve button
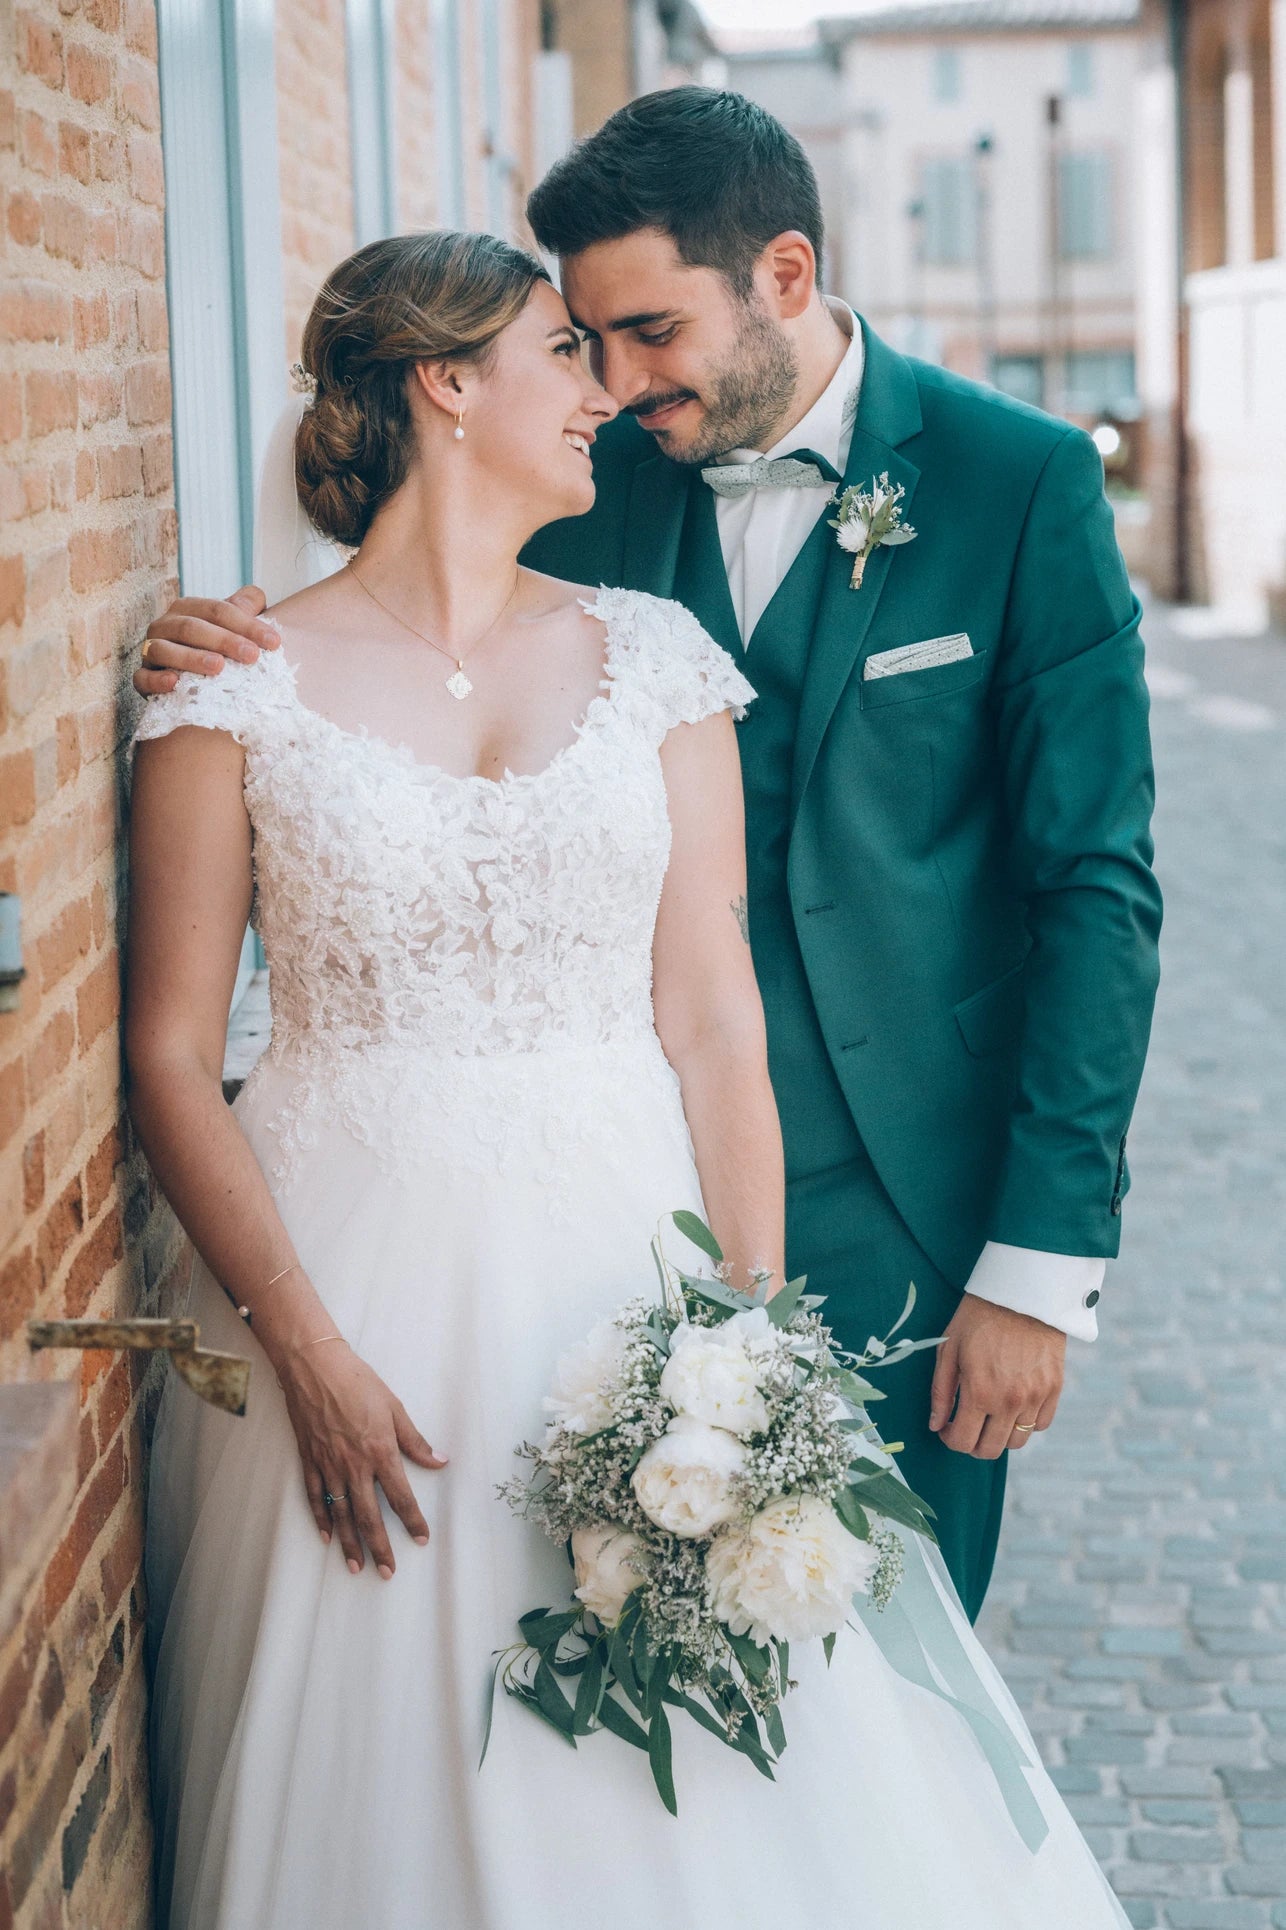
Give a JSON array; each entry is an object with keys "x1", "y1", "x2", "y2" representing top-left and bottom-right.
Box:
[{"x1": 1083, "y1": 1288, "x2": 1101, "y2": 1309}]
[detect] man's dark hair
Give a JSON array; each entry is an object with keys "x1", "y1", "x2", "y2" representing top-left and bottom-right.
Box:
[{"x1": 526, "y1": 87, "x2": 824, "y2": 297}]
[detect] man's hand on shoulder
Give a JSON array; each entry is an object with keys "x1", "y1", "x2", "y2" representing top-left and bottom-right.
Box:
[
  {"x1": 134, "y1": 585, "x2": 279, "y2": 697},
  {"x1": 929, "y1": 1296, "x2": 1066, "y2": 1460}
]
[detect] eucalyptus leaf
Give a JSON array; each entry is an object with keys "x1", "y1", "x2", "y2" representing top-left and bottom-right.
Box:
[
  {"x1": 823, "y1": 1631, "x2": 837, "y2": 1666},
  {"x1": 764, "y1": 1701, "x2": 787, "y2": 1758},
  {"x1": 648, "y1": 1701, "x2": 678, "y2": 1816},
  {"x1": 572, "y1": 1643, "x2": 606, "y2": 1735},
  {"x1": 886, "y1": 1280, "x2": 917, "y2": 1339},
  {"x1": 835, "y1": 1484, "x2": 871, "y2": 1541},
  {"x1": 765, "y1": 1274, "x2": 806, "y2": 1329},
  {"x1": 597, "y1": 1690, "x2": 649, "y2": 1750},
  {"x1": 533, "y1": 1657, "x2": 578, "y2": 1738},
  {"x1": 728, "y1": 1630, "x2": 772, "y2": 1684},
  {"x1": 671, "y1": 1210, "x2": 724, "y2": 1265},
  {"x1": 509, "y1": 1682, "x2": 578, "y2": 1749}
]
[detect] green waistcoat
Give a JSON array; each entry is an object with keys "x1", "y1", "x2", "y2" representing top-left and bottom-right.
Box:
[{"x1": 672, "y1": 479, "x2": 864, "y2": 1182}]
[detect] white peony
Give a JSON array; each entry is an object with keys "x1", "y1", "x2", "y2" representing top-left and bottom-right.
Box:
[
  {"x1": 631, "y1": 1415, "x2": 747, "y2": 1540},
  {"x1": 705, "y1": 1494, "x2": 879, "y2": 1646},
  {"x1": 659, "y1": 1315, "x2": 771, "y2": 1437},
  {"x1": 543, "y1": 1318, "x2": 629, "y2": 1435},
  {"x1": 571, "y1": 1523, "x2": 648, "y2": 1625}
]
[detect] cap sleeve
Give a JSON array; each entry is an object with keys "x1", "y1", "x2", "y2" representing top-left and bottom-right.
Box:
[
  {"x1": 588, "y1": 587, "x2": 756, "y2": 736},
  {"x1": 131, "y1": 647, "x2": 298, "y2": 759}
]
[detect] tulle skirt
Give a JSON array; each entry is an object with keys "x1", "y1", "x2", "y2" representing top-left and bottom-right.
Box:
[{"x1": 146, "y1": 1042, "x2": 1126, "y2": 1929}]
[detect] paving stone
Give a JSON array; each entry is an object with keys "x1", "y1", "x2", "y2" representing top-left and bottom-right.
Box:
[
  {"x1": 1142, "y1": 1802, "x2": 1223, "y2": 1828},
  {"x1": 1226, "y1": 1866, "x2": 1286, "y2": 1897},
  {"x1": 1158, "y1": 1906, "x2": 1274, "y2": 1922},
  {"x1": 1130, "y1": 1832, "x2": 1226, "y2": 1864},
  {"x1": 1164, "y1": 1906, "x2": 1272, "y2": 1929}
]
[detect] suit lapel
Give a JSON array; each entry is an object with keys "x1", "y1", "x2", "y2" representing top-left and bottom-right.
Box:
[
  {"x1": 673, "y1": 478, "x2": 741, "y2": 653},
  {"x1": 619, "y1": 453, "x2": 691, "y2": 597},
  {"x1": 791, "y1": 323, "x2": 924, "y2": 818}
]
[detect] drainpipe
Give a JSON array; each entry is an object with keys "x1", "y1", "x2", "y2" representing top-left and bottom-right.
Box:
[{"x1": 1169, "y1": 0, "x2": 1190, "y2": 604}]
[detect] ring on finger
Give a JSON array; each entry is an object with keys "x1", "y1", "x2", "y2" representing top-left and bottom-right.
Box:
[
  {"x1": 324, "y1": 1489, "x2": 350, "y2": 1506},
  {"x1": 140, "y1": 641, "x2": 155, "y2": 667},
  {"x1": 1013, "y1": 1420, "x2": 1037, "y2": 1435}
]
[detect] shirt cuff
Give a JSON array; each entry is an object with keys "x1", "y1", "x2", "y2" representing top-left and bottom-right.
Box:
[{"x1": 964, "y1": 1241, "x2": 1105, "y2": 1342}]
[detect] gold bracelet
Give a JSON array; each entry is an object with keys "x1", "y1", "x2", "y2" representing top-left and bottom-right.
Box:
[
  {"x1": 275, "y1": 1332, "x2": 345, "y2": 1389},
  {"x1": 236, "y1": 1260, "x2": 303, "y2": 1323}
]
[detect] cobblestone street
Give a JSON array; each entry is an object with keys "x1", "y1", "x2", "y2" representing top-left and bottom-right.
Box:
[{"x1": 978, "y1": 596, "x2": 1286, "y2": 1927}]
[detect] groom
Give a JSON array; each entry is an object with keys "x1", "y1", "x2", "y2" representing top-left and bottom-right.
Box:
[{"x1": 133, "y1": 90, "x2": 1161, "y2": 1620}]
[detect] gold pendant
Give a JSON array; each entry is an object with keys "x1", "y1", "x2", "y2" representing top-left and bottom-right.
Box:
[{"x1": 445, "y1": 669, "x2": 473, "y2": 701}]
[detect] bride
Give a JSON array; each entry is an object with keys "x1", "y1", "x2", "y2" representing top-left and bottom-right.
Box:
[{"x1": 127, "y1": 230, "x2": 1126, "y2": 1929}]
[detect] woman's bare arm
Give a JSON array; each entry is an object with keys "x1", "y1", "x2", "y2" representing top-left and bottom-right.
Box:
[
  {"x1": 127, "y1": 728, "x2": 444, "y2": 1575},
  {"x1": 652, "y1": 710, "x2": 785, "y2": 1292}
]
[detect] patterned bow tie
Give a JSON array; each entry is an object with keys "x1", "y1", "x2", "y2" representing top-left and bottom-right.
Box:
[{"x1": 701, "y1": 447, "x2": 842, "y2": 501}]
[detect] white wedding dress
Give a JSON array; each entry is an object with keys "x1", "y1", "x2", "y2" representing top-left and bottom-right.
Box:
[{"x1": 139, "y1": 586, "x2": 1126, "y2": 1930}]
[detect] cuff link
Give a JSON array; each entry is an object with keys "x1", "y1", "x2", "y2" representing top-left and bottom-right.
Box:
[{"x1": 1083, "y1": 1288, "x2": 1101, "y2": 1310}]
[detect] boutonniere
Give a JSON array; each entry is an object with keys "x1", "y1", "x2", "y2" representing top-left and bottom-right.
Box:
[{"x1": 828, "y1": 474, "x2": 917, "y2": 590}]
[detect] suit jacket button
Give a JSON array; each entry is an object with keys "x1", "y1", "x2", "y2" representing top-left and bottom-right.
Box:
[
  {"x1": 1083, "y1": 1288, "x2": 1101, "y2": 1309},
  {"x1": 1110, "y1": 1198, "x2": 1122, "y2": 1217}
]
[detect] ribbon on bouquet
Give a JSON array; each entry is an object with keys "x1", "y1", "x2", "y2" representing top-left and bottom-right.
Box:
[{"x1": 852, "y1": 1517, "x2": 1051, "y2": 1854}]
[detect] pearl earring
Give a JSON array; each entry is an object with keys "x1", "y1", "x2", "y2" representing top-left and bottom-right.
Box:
[{"x1": 453, "y1": 412, "x2": 465, "y2": 441}]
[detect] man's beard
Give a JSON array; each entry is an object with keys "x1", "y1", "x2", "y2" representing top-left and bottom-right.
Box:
[{"x1": 629, "y1": 299, "x2": 799, "y2": 466}]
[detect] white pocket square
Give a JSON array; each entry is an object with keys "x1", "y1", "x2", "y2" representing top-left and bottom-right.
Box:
[{"x1": 863, "y1": 634, "x2": 974, "y2": 681}]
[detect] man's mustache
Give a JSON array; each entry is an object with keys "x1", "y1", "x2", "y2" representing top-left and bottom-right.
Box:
[{"x1": 626, "y1": 390, "x2": 698, "y2": 421}]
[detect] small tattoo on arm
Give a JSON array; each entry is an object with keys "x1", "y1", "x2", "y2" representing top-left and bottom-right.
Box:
[{"x1": 731, "y1": 895, "x2": 750, "y2": 945}]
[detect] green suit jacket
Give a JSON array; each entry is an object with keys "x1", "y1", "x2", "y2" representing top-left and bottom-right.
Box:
[{"x1": 524, "y1": 319, "x2": 1162, "y2": 1288}]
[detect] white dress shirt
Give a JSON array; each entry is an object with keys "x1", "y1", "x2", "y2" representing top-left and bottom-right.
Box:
[{"x1": 711, "y1": 299, "x2": 1106, "y2": 1345}]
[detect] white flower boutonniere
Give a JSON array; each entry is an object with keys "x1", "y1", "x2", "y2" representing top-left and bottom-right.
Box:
[{"x1": 828, "y1": 473, "x2": 917, "y2": 590}]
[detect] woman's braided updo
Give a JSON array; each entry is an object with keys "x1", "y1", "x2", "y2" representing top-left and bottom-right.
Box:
[{"x1": 294, "y1": 231, "x2": 550, "y2": 548}]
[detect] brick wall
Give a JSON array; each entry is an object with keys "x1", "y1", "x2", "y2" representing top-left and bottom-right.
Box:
[
  {"x1": 275, "y1": 0, "x2": 356, "y2": 361},
  {"x1": 0, "y1": 0, "x2": 190, "y2": 1924}
]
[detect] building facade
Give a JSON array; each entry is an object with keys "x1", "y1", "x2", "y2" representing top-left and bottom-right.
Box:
[
  {"x1": 0, "y1": 2, "x2": 541, "y2": 1922},
  {"x1": 1134, "y1": 0, "x2": 1285, "y2": 619}
]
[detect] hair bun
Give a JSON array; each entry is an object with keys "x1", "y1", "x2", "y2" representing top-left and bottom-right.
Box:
[{"x1": 292, "y1": 231, "x2": 549, "y2": 549}]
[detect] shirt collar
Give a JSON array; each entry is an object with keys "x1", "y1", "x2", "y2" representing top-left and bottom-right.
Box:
[{"x1": 718, "y1": 299, "x2": 864, "y2": 470}]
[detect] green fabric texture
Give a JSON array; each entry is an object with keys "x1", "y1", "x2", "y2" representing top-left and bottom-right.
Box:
[{"x1": 525, "y1": 318, "x2": 1162, "y2": 1286}]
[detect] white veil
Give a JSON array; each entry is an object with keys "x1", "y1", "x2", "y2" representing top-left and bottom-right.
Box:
[{"x1": 252, "y1": 392, "x2": 349, "y2": 605}]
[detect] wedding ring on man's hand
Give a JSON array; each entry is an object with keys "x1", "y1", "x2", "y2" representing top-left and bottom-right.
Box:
[{"x1": 1013, "y1": 1421, "x2": 1037, "y2": 1434}]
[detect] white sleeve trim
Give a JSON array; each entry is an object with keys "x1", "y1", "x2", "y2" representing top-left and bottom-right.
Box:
[{"x1": 964, "y1": 1241, "x2": 1105, "y2": 1343}]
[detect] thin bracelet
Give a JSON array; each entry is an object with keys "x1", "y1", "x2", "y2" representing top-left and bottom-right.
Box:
[
  {"x1": 235, "y1": 1260, "x2": 304, "y2": 1323},
  {"x1": 274, "y1": 1332, "x2": 345, "y2": 1390}
]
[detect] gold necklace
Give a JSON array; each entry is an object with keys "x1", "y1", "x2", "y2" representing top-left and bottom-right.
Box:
[{"x1": 346, "y1": 562, "x2": 521, "y2": 700}]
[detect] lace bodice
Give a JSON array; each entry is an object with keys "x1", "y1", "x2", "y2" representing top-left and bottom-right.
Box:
[{"x1": 133, "y1": 588, "x2": 755, "y2": 1199}]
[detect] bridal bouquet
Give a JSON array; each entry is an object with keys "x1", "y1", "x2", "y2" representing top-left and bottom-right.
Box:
[{"x1": 491, "y1": 1212, "x2": 938, "y2": 1812}]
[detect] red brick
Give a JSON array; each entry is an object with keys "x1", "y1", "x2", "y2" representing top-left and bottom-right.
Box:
[
  {"x1": 64, "y1": 1205, "x2": 123, "y2": 1317},
  {"x1": 127, "y1": 129, "x2": 164, "y2": 206},
  {"x1": 66, "y1": 42, "x2": 111, "y2": 105},
  {"x1": 96, "y1": 1352, "x2": 132, "y2": 1450},
  {"x1": 74, "y1": 371, "x2": 121, "y2": 428},
  {"x1": 44, "y1": 1434, "x2": 126, "y2": 1622},
  {"x1": 58, "y1": 120, "x2": 91, "y2": 184},
  {"x1": 16, "y1": 12, "x2": 64, "y2": 89},
  {"x1": 123, "y1": 0, "x2": 156, "y2": 56},
  {"x1": 90, "y1": 126, "x2": 122, "y2": 182},
  {"x1": 68, "y1": 525, "x2": 131, "y2": 594},
  {"x1": 0, "y1": 279, "x2": 69, "y2": 343},
  {"x1": 72, "y1": 291, "x2": 109, "y2": 352},
  {"x1": 25, "y1": 546, "x2": 68, "y2": 617},
  {"x1": 37, "y1": 897, "x2": 93, "y2": 995},
  {"x1": 26, "y1": 367, "x2": 79, "y2": 440},
  {"x1": 0, "y1": 1621, "x2": 42, "y2": 1770},
  {"x1": 76, "y1": 1405, "x2": 98, "y2": 1484},
  {"x1": 0, "y1": 90, "x2": 14, "y2": 152},
  {"x1": 96, "y1": 443, "x2": 143, "y2": 500},
  {"x1": 85, "y1": 1120, "x2": 123, "y2": 1217},
  {"x1": 7, "y1": 187, "x2": 42, "y2": 247},
  {"x1": 118, "y1": 204, "x2": 163, "y2": 278},
  {"x1": 18, "y1": 109, "x2": 58, "y2": 178},
  {"x1": 141, "y1": 430, "x2": 172, "y2": 496},
  {"x1": 37, "y1": 1175, "x2": 85, "y2": 1281},
  {"x1": 23, "y1": 1129, "x2": 45, "y2": 1212},
  {"x1": 86, "y1": 0, "x2": 123, "y2": 28},
  {"x1": 0, "y1": 1054, "x2": 24, "y2": 1147},
  {"x1": 120, "y1": 56, "x2": 159, "y2": 130},
  {"x1": 99, "y1": 1505, "x2": 142, "y2": 1620},
  {"x1": 27, "y1": 1006, "x2": 75, "y2": 1089},
  {"x1": 0, "y1": 555, "x2": 25, "y2": 628},
  {"x1": 0, "y1": 749, "x2": 36, "y2": 826},
  {"x1": 0, "y1": 1244, "x2": 40, "y2": 1342},
  {"x1": 0, "y1": 374, "x2": 22, "y2": 443},
  {"x1": 56, "y1": 712, "x2": 80, "y2": 785},
  {"x1": 38, "y1": 191, "x2": 89, "y2": 265},
  {"x1": 74, "y1": 449, "x2": 95, "y2": 501},
  {"x1": 77, "y1": 951, "x2": 120, "y2": 1053}
]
